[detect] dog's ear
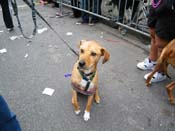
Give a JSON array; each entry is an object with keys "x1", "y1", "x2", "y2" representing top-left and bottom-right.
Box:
[
  {"x1": 78, "y1": 40, "x2": 86, "y2": 48},
  {"x1": 101, "y1": 48, "x2": 110, "y2": 64}
]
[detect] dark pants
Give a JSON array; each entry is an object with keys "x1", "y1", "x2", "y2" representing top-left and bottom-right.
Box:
[
  {"x1": 81, "y1": 0, "x2": 101, "y2": 22},
  {"x1": 0, "y1": 95, "x2": 21, "y2": 131},
  {"x1": 71, "y1": 0, "x2": 81, "y2": 17},
  {"x1": 116, "y1": 0, "x2": 139, "y2": 22},
  {"x1": 0, "y1": 0, "x2": 14, "y2": 28}
]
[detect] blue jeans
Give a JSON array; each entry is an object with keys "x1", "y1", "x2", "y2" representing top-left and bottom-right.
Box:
[
  {"x1": 0, "y1": 95, "x2": 21, "y2": 131},
  {"x1": 81, "y1": 0, "x2": 99, "y2": 21}
]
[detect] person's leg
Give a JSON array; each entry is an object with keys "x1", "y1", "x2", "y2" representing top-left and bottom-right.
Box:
[
  {"x1": 148, "y1": 28, "x2": 158, "y2": 61},
  {"x1": 91, "y1": 0, "x2": 99, "y2": 23},
  {"x1": 0, "y1": 95, "x2": 21, "y2": 131},
  {"x1": 1, "y1": 0, "x2": 14, "y2": 29},
  {"x1": 144, "y1": 33, "x2": 169, "y2": 82},
  {"x1": 80, "y1": 0, "x2": 89, "y2": 23},
  {"x1": 154, "y1": 34, "x2": 169, "y2": 72},
  {"x1": 131, "y1": 0, "x2": 139, "y2": 20},
  {"x1": 71, "y1": 0, "x2": 81, "y2": 18},
  {"x1": 137, "y1": 28, "x2": 157, "y2": 70},
  {"x1": 117, "y1": 0, "x2": 126, "y2": 23}
]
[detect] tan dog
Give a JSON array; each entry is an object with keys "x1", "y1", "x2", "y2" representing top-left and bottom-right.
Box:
[
  {"x1": 146, "y1": 39, "x2": 175, "y2": 104},
  {"x1": 71, "y1": 40, "x2": 110, "y2": 121}
]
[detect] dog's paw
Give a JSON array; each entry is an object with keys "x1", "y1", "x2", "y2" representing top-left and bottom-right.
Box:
[
  {"x1": 95, "y1": 99, "x2": 100, "y2": 104},
  {"x1": 75, "y1": 110, "x2": 81, "y2": 115},
  {"x1": 95, "y1": 96, "x2": 100, "y2": 104},
  {"x1": 83, "y1": 110, "x2": 90, "y2": 121},
  {"x1": 168, "y1": 98, "x2": 175, "y2": 104}
]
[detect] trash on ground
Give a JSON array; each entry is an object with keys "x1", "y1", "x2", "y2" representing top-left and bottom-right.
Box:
[
  {"x1": 64, "y1": 73, "x2": 72, "y2": 78},
  {"x1": 0, "y1": 48, "x2": 7, "y2": 54},
  {"x1": 10, "y1": 35, "x2": 23, "y2": 41},
  {"x1": 24, "y1": 53, "x2": 28, "y2": 58},
  {"x1": 42, "y1": 88, "x2": 55, "y2": 96},
  {"x1": 37, "y1": 27, "x2": 48, "y2": 34},
  {"x1": 100, "y1": 32, "x2": 104, "y2": 38},
  {"x1": 66, "y1": 32, "x2": 73, "y2": 36},
  {"x1": 104, "y1": 38, "x2": 119, "y2": 43},
  {"x1": 0, "y1": 30, "x2": 4, "y2": 33},
  {"x1": 76, "y1": 22, "x2": 81, "y2": 25}
]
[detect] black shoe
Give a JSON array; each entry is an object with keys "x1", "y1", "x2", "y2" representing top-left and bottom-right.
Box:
[
  {"x1": 69, "y1": 14, "x2": 76, "y2": 18},
  {"x1": 70, "y1": 14, "x2": 81, "y2": 18},
  {"x1": 88, "y1": 19, "x2": 99, "y2": 26},
  {"x1": 76, "y1": 20, "x2": 88, "y2": 24},
  {"x1": 91, "y1": 19, "x2": 99, "y2": 24},
  {"x1": 7, "y1": 27, "x2": 14, "y2": 32}
]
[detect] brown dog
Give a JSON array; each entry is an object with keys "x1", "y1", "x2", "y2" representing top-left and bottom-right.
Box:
[
  {"x1": 71, "y1": 40, "x2": 110, "y2": 121},
  {"x1": 146, "y1": 39, "x2": 175, "y2": 104}
]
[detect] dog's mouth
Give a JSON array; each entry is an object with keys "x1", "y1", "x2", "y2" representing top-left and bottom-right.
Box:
[{"x1": 78, "y1": 64, "x2": 94, "y2": 74}]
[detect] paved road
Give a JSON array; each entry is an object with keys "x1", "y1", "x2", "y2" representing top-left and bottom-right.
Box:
[{"x1": 0, "y1": 1, "x2": 175, "y2": 131}]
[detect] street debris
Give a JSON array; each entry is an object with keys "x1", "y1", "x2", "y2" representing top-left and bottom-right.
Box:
[
  {"x1": 100, "y1": 32, "x2": 104, "y2": 38},
  {"x1": 104, "y1": 38, "x2": 119, "y2": 43},
  {"x1": 64, "y1": 73, "x2": 72, "y2": 78},
  {"x1": 0, "y1": 30, "x2": 4, "y2": 33},
  {"x1": 24, "y1": 53, "x2": 28, "y2": 58},
  {"x1": 0, "y1": 48, "x2": 7, "y2": 54},
  {"x1": 66, "y1": 32, "x2": 73, "y2": 36},
  {"x1": 42, "y1": 88, "x2": 55, "y2": 96},
  {"x1": 10, "y1": 35, "x2": 23, "y2": 41},
  {"x1": 76, "y1": 22, "x2": 81, "y2": 25},
  {"x1": 37, "y1": 27, "x2": 48, "y2": 34}
]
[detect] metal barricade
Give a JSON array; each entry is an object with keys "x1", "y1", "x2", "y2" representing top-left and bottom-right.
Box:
[{"x1": 56, "y1": 0, "x2": 151, "y2": 37}]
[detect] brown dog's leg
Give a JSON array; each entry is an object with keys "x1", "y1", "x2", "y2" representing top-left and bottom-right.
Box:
[
  {"x1": 146, "y1": 62, "x2": 163, "y2": 86},
  {"x1": 72, "y1": 89, "x2": 80, "y2": 114},
  {"x1": 95, "y1": 87, "x2": 100, "y2": 104},
  {"x1": 146, "y1": 70, "x2": 157, "y2": 87},
  {"x1": 166, "y1": 81, "x2": 175, "y2": 104},
  {"x1": 84, "y1": 95, "x2": 94, "y2": 121}
]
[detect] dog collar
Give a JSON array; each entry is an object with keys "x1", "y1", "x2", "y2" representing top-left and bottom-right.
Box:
[{"x1": 78, "y1": 70, "x2": 96, "y2": 81}]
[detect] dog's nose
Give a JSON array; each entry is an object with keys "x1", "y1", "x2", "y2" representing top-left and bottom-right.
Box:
[{"x1": 79, "y1": 60, "x2": 85, "y2": 67}]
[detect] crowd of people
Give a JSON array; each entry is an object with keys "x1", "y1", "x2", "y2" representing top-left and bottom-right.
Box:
[{"x1": 1, "y1": 0, "x2": 175, "y2": 130}]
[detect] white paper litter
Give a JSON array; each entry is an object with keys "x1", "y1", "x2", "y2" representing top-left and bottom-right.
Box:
[
  {"x1": 0, "y1": 48, "x2": 7, "y2": 54},
  {"x1": 10, "y1": 35, "x2": 23, "y2": 40},
  {"x1": 37, "y1": 28, "x2": 48, "y2": 34},
  {"x1": 0, "y1": 30, "x2": 4, "y2": 33},
  {"x1": 66, "y1": 32, "x2": 73, "y2": 36},
  {"x1": 100, "y1": 32, "x2": 104, "y2": 38},
  {"x1": 24, "y1": 53, "x2": 28, "y2": 58},
  {"x1": 42, "y1": 88, "x2": 55, "y2": 96},
  {"x1": 76, "y1": 22, "x2": 81, "y2": 25}
]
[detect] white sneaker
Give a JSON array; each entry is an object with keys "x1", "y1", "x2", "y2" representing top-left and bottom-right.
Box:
[
  {"x1": 144, "y1": 72, "x2": 167, "y2": 83},
  {"x1": 137, "y1": 58, "x2": 157, "y2": 70}
]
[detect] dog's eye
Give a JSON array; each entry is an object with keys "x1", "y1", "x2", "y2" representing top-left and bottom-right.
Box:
[
  {"x1": 80, "y1": 49, "x2": 84, "y2": 54},
  {"x1": 91, "y1": 52, "x2": 97, "y2": 56}
]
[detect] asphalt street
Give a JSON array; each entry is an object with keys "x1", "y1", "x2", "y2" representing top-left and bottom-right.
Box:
[{"x1": 0, "y1": 1, "x2": 175, "y2": 131}]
